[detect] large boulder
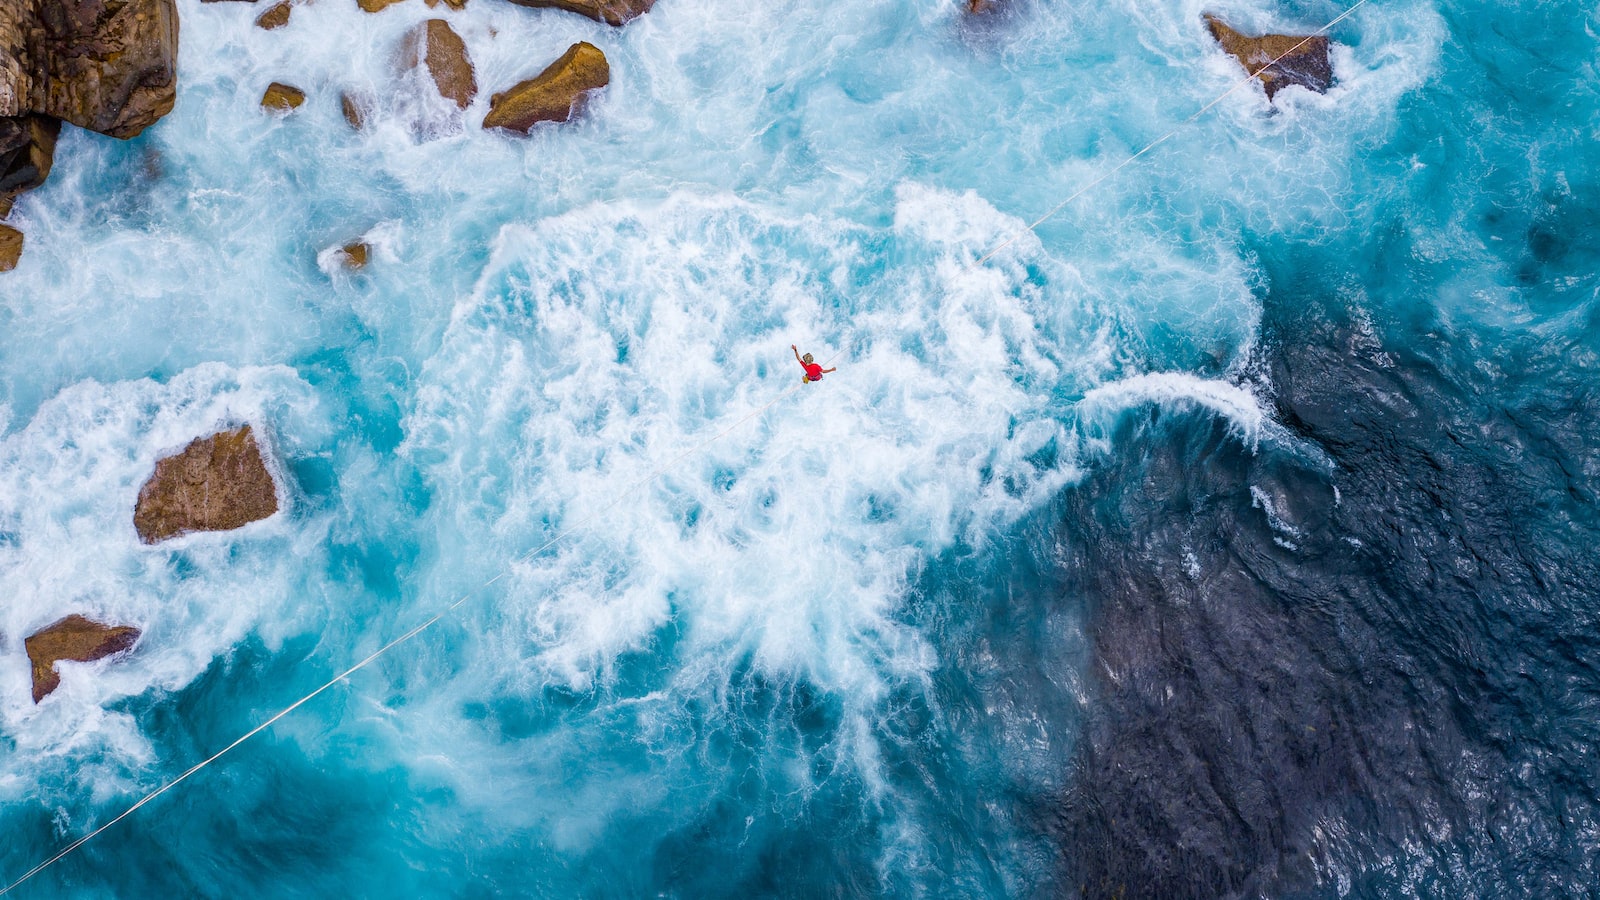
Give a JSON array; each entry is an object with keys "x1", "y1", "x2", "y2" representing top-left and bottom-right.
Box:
[
  {"x1": 402, "y1": 19, "x2": 476, "y2": 109},
  {"x1": 1, "y1": 0, "x2": 179, "y2": 138},
  {"x1": 25, "y1": 615, "x2": 140, "y2": 702},
  {"x1": 1204, "y1": 14, "x2": 1332, "y2": 101},
  {"x1": 483, "y1": 42, "x2": 608, "y2": 134},
  {"x1": 502, "y1": 0, "x2": 652, "y2": 27},
  {"x1": 0, "y1": 113, "x2": 57, "y2": 217},
  {"x1": 133, "y1": 425, "x2": 279, "y2": 543}
]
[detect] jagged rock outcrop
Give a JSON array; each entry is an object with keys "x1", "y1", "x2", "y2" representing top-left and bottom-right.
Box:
[
  {"x1": 255, "y1": 0, "x2": 292, "y2": 28},
  {"x1": 25, "y1": 615, "x2": 140, "y2": 702},
  {"x1": 261, "y1": 81, "x2": 306, "y2": 111},
  {"x1": 502, "y1": 0, "x2": 652, "y2": 27},
  {"x1": 0, "y1": 0, "x2": 179, "y2": 138},
  {"x1": 483, "y1": 42, "x2": 608, "y2": 134},
  {"x1": 0, "y1": 113, "x2": 56, "y2": 216},
  {"x1": 133, "y1": 425, "x2": 279, "y2": 543},
  {"x1": 0, "y1": 222, "x2": 20, "y2": 270},
  {"x1": 1204, "y1": 14, "x2": 1333, "y2": 101},
  {"x1": 403, "y1": 19, "x2": 476, "y2": 109}
]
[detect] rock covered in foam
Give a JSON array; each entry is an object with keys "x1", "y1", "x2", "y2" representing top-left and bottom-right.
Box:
[
  {"x1": 0, "y1": 221, "x2": 20, "y2": 271},
  {"x1": 133, "y1": 425, "x2": 279, "y2": 543},
  {"x1": 1204, "y1": 14, "x2": 1333, "y2": 101},
  {"x1": 261, "y1": 81, "x2": 306, "y2": 111},
  {"x1": 483, "y1": 42, "x2": 609, "y2": 134},
  {"x1": 425, "y1": 0, "x2": 468, "y2": 8},
  {"x1": 402, "y1": 19, "x2": 477, "y2": 109},
  {"x1": 0, "y1": 0, "x2": 178, "y2": 139},
  {"x1": 359, "y1": 0, "x2": 408, "y2": 11},
  {"x1": 340, "y1": 241, "x2": 370, "y2": 268},
  {"x1": 502, "y1": 0, "x2": 653, "y2": 27},
  {"x1": 24, "y1": 615, "x2": 140, "y2": 702}
]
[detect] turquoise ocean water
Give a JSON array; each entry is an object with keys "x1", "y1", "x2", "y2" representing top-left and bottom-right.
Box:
[{"x1": 3, "y1": 0, "x2": 1599, "y2": 895}]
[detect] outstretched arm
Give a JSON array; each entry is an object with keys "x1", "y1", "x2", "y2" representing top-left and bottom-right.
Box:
[
  {"x1": 821, "y1": 366, "x2": 837, "y2": 374},
  {"x1": 792, "y1": 345, "x2": 804, "y2": 366}
]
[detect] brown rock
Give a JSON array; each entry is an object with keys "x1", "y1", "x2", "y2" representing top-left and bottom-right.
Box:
[
  {"x1": 0, "y1": 114, "x2": 59, "y2": 214},
  {"x1": 359, "y1": 0, "x2": 408, "y2": 11},
  {"x1": 341, "y1": 92, "x2": 367, "y2": 129},
  {"x1": 425, "y1": 0, "x2": 468, "y2": 8},
  {"x1": 1204, "y1": 14, "x2": 1333, "y2": 101},
  {"x1": 1, "y1": 0, "x2": 179, "y2": 139},
  {"x1": 483, "y1": 42, "x2": 609, "y2": 134},
  {"x1": 25, "y1": 615, "x2": 140, "y2": 703},
  {"x1": 0, "y1": 223, "x2": 21, "y2": 271},
  {"x1": 340, "y1": 241, "x2": 369, "y2": 268},
  {"x1": 403, "y1": 19, "x2": 476, "y2": 109},
  {"x1": 133, "y1": 425, "x2": 280, "y2": 543},
  {"x1": 502, "y1": 0, "x2": 652, "y2": 26},
  {"x1": 256, "y1": 1, "x2": 293, "y2": 28},
  {"x1": 261, "y1": 81, "x2": 307, "y2": 111}
]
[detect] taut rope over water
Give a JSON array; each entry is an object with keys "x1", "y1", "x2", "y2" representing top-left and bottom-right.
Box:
[{"x1": 2, "y1": 1, "x2": 1370, "y2": 891}]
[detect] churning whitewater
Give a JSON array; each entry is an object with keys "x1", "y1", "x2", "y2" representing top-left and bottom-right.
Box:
[{"x1": 4, "y1": 0, "x2": 1600, "y2": 896}]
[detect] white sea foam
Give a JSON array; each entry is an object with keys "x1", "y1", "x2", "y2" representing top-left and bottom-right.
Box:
[{"x1": 0, "y1": 364, "x2": 330, "y2": 795}]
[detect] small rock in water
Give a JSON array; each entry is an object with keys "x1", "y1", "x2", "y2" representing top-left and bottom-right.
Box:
[
  {"x1": 256, "y1": 1, "x2": 293, "y2": 28},
  {"x1": 133, "y1": 424, "x2": 280, "y2": 543},
  {"x1": 261, "y1": 82, "x2": 307, "y2": 111},
  {"x1": 1204, "y1": 14, "x2": 1333, "y2": 101},
  {"x1": 483, "y1": 42, "x2": 609, "y2": 134},
  {"x1": 502, "y1": 0, "x2": 653, "y2": 27},
  {"x1": 425, "y1": 0, "x2": 469, "y2": 8},
  {"x1": 341, "y1": 242, "x2": 370, "y2": 268},
  {"x1": 341, "y1": 92, "x2": 369, "y2": 130},
  {"x1": 25, "y1": 615, "x2": 141, "y2": 703},
  {"x1": 0, "y1": 223, "x2": 21, "y2": 271},
  {"x1": 359, "y1": 0, "x2": 409, "y2": 11},
  {"x1": 403, "y1": 19, "x2": 477, "y2": 109}
]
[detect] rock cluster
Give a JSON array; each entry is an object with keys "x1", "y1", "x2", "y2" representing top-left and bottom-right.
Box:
[
  {"x1": 25, "y1": 615, "x2": 140, "y2": 703},
  {"x1": 1204, "y1": 14, "x2": 1333, "y2": 101},
  {"x1": 133, "y1": 425, "x2": 280, "y2": 544},
  {"x1": 484, "y1": 42, "x2": 609, "y2": 133}
]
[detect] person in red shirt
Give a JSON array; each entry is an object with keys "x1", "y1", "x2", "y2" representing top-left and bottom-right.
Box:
[{"x1": 792, "y1": 345, "x2": 836, "y2": 383}]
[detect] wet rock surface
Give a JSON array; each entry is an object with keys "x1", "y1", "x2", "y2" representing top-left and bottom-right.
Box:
[
  {"x1": 133, "y1": 425, "x2": 279, "y2": 543},
  {"x1": 483, "y1": 41, "x2": 608, "y2": 134},
  {"x1": 0, "y1": 221, "x2": 20, "y2": 270},
  {"x1": 1204, "y1": 14, "x2": 1332, "y2": 101},
  {"x1": 1042, "y1": 294, "x2": 1600, "y2": 896},
  {"x1": 255, "y1": 0, "x2": 292, "y2": 29},
  {"x1": 502, "y1": 0, "x2": 653, "y2": 27},
  {"x1": 403, "y1": 19, "x2": 476, "y2": 109},
  {"x1": 25, "y1": 615, "x2": 140, "y2": 702},
  {"x1": 0, "y1": 113, "x2": 58, "y2": 216},
  {"x1": 261, "y1": 81, "x2": 306, "y2": 111},
  {"x1": 0, "y1": 0, "x2": 179, "y2": 138}
]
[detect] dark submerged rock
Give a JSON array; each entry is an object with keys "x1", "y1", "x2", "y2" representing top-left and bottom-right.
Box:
[
  {"x1": 133, "y1": 425, "x2": 279, "y2": 543},
  {"x1": 1204, "y1": 14, "x2": 1332, "y2": 101},
  {"x1": 483, "y1": 41, "x2": 608, "y2": 134},
  {"x1": 0, "y1": 114, "x2": 59, "y2": 216},
  {"x1": 25, "y1": 615, "x2": 140, "y2": 702},
  {"x1": 502, "y1": 0, "x2": 653, "y2": 27}
]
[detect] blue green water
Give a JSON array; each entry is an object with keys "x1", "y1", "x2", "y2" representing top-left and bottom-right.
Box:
[{"x1": 2, "y1": 0, "x2": 1599, "y2": 895}]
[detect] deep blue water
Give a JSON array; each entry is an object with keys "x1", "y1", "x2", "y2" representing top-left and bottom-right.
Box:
[{"x1": 3, "y1": 0, "x2": 1599, "y2": 896}]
